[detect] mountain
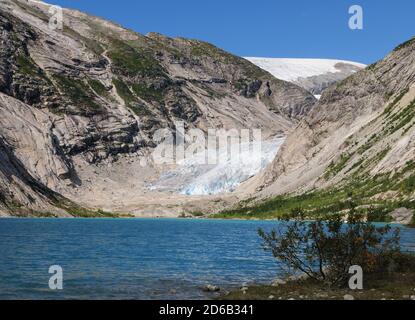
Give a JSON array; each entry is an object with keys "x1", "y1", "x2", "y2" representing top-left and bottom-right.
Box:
[
  {"x1": 241, "y1": 37, "x2": 415, "y2": 218},
  {"x1": 0, "y1": 0, "x2": 315, "y2": 216},
  {"x1": 245, "y1": 58, "x2": 366, "y2": 98}
]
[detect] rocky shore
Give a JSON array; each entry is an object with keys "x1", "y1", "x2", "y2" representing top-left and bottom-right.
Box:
[{"x1": 220, "y1": 272, "x2": 415, "y2": 301}]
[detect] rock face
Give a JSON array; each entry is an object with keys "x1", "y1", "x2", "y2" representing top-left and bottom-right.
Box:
[
  {"x1": 390, "y1": 208, "x2": 414, "y2": 224},
  {"x1": 258, "y1": 37, "x2": 415, "y2": 203},
  {"x1": 0, "y1": 0, "x2": 315, "y2": 216}
]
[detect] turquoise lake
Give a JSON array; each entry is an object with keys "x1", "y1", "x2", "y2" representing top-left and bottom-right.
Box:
[{"x1": 0, "y1": 218, "x2": 414, "y2": 300}]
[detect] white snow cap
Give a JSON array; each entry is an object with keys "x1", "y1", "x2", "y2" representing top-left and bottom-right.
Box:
[{"x1": 244, "y1": 58, "x2": 366, "y2": 82}]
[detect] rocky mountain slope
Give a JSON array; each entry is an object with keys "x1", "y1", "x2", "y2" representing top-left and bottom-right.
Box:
[
  {"x1": 245, "y1": 58, "x2": 366, "y2": 97},
  {"x1": 0, "y1": 0, "x2": 315, "y2": 216},
  {"x1": 251, "y1": 37, "x2": 415, "y2": 211}
]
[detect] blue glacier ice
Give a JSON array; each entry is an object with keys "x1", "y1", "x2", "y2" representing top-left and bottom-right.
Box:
[{"x1": 149, "y1": 137, "x2": 285, "y2": 195}]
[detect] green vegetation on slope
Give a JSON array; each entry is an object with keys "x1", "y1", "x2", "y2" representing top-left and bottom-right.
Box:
[
  {"x1": 16, "y1": 54, "x2": 43, "y2": 77},
  {"x1": 53, "y1": 74, "x2": 102, "y2": 114},
  {"x1": 112, "y1": 78, "x2": 134, "y2": 104},
  {"x1": 324, "y1": 153, "x2": 354, "y2": 180},
  {"x1": 87, "y1": 79, "x2": 117, "y2": 103},
  {"x1": 214, "y1": 164, "x2": 415, "y2": 221},
  {"x1": 62, "y1": 25, "x2": 104, "y2": 56},
  {"x1": 112, "y1": 78, "x2": 153, "y2": 116},
  {"x1": 188, "y1": 40, "x2": 265, "y2": 79},
  {"x1": 107, "y1": 38, "x2": 165, "y2": 77},
  {"x1": 56, "y1": 200, "x2": 120, "y2": 218},
  {"x1": 384, "y1": 88, "x2": 409, "y2": 115},
  {"x1": 387, "y1": 99, "x2": 415, "y2": 136},
  {"x1": 393, "y1": 36, "x2": 415, "y2": 52},
  {"x1": 131, "y1": 83, "x2": 164, "y2": 104},
  {"x1": 321, "y1": 89, "x2": 414, "y2": 183}
]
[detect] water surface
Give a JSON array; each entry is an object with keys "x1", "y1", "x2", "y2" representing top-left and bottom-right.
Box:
[{"x1": 0, "y1": 218, "x2": 414, "y2": 300}]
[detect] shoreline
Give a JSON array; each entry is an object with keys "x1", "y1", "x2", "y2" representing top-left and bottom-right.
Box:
[
  {"x1": 1, "y1": 215, "x2": 413, "y2": 228},
  {"x1": 0, "y1": 215, "x2": 411, "y2": 224},
  {"x1": 220, "y1": 275, "x2": 415, "y2": 301},
  {"x1": 0, "y1": 215, "x2": 415, "y2": 228},
  {"x1": 219, "y1": 264, "x2": 415, "y2": 301}
]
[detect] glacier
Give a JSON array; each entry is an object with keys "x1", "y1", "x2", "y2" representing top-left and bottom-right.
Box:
[
  {"x1": 244, "y1": 58, "x2": 366, "y2": 82},
  {"x1": 148, "y1": 137, "x2": 285, "y2": 196},
  {"x1": 245, "y1": 58, "x2": 366, "y2": 98}
]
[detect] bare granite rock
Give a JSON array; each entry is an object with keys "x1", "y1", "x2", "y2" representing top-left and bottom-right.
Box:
[{"x1": 390, "y1": 208, "x2": 414, "y2": 224}]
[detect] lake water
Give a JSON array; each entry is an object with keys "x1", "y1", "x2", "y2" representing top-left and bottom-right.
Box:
[{"x1": 0, "y1": 218, "x2": 414, "y2": 300}]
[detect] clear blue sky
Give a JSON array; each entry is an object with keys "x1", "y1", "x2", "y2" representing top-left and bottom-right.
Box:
[{"x1": 47, "y1": 0, "x2": 414, "y2": 64}]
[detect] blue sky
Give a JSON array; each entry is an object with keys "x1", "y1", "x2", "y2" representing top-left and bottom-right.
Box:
[{"x1": 47, "y1": 0, "x2": 414, "y2": 64}]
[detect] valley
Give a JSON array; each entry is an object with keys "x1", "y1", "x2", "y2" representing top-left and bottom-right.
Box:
[{"x1": 0, "y1": 0, "x2": 413, "y2": 224}]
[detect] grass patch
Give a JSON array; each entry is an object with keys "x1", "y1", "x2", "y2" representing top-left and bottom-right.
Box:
[
  {"x1": 214, "y1": 167, "x2": 415, "y2": 221},
  {"x1": 187, "y1": 40, "x2": 266, "y2": 80},
  {"x1": 16, "y1": 54, "x2": 42, "y2": 77},
  {"x1": 387, "y1": 99, "x2": 415, "y2": 135},
  {"x1": 107, "y1": 38, "x2": 165, "y2": 77},
  {"x1": 88, "y1": 79, "x2": 114, "y2": 101},
  {"x1": 400, "y1": 174, "x2": 415, "y2": 193},
  {"x1": 214, "y1": 190, "x2": 348, "y2": 220},
  {"x1": 131, "y1": 83, "x2": 163, "y2": 104},
  {"x1": 112, "y1": 78, "x2": 135, "y2": 104},
  {"x1": 57, "y1": 200, "x2": 119, "y2": 218},
  {"x1": 53, "y1": 74, "x2": 102, "y2": 114},
  {"x1": 112, "y1": 78, "x2": 153, "y2": 116},
  {"x1": 323, "y1": 153, "x2": 354, "y2": 179},
  {"x1": 67, "y1": 208, "x2": 118, "y2": 218},
  {"x1": 63, "y1": 25, "x2": 104, "y2": 55},
  {"x1": 393, "y1": 37, "x2": 415, "y2": 52},
  {"x1": 6, "y1": 200, "x2": 58, "y2": 218},
  {"x1": 384, "y1": 88, "x2": 409, "y2": 115},
  {"x1": 16, "y1": 54, "x2": 52, "y2": 85},
  {"x1": 188, "y1": 211, "x2": 206, "y2": 217}
]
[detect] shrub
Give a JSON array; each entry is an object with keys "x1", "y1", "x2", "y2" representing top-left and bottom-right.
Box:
[
  {"x1": 366, "y1": 206, "x2": 392, "y2": 223},
  {"x1": 258, "y1": 203, "x2": 401, "y2": 287}
]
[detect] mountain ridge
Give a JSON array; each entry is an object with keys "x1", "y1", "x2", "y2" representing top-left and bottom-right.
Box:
[
  {"x1": 0, "y1": 0, "x2": 315, "y2": 216},
  {"x1": 245, "y1": 57, "x2": 366, "y2": 97}
]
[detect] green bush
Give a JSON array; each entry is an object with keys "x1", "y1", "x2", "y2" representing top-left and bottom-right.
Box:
[
  {"x1": 259, "y1": 203, "x2": 401, "y2": 287},
  {"x1": 400, "y1": 174, "x2": 415, "y2": 193},
  {"x1": 366, "y1": 206, "x2": 392, "y2": 223}
]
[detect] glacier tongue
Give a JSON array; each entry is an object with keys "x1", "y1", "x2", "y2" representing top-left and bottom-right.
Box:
[{"x1": 149, "y1": 137, "x2": 285, "y2": 196}]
